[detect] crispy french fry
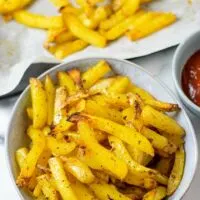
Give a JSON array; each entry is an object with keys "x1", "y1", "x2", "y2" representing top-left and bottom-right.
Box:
[
  {"x1": 85, "y1": 100, "x2": 123, "y2": 124},
  {"x1": 143, "y1": 186, "x2": 167, "y2": 200},
  {"x1": 105, "y1": 10, "x2": 145, "y2": 40},
  {"x1": 60, "y1": 5, "x2": 81, "y2": 15},
  {"x1": 108, "y1": 76, "x2": 130, "y2": 93},
  {"x1": 90, "y1": 183, "x2": 131, "y2": 200},
  {"x1": 49, "y1": 157, "x2": 78, "y2": 200},
  {"x1": 78, "y1": 121, "x2": 128, "y2": 179},
  {"x1": 167, "y1": 145, "x2": 185, "y2": 195},
  {"x1": 141, "y1": 106, "x2": 185, "y2": 136},
  {"x1": 14, "y1": 10, "x2": 63, "y2": 29},
  {"x1": 55, "y1": 31, "x2": 76, "y2": 43},
  {"x1": 52, "y1": 118, "x2": 73, "y2": 133},
  {"x1": 54, "y1": 87, "x2": 68, "y2": 124},
  {"x1": 17, "y1": 128, "x2": 45, "y2": 187},
  {"x1": 16, "y1": 147, "x2": 28, "y2": 169},
  {"x1": 45, "y1": 28, "x2": 67, "y2": 43},
  {"x1": 58, "y1": 71, "x2": 77, "y2": 94},
  {"x1": 47, "y1": 136, "x2": 76, "y2": 156},
  {"x1": 37, "y1": 174, "x2": 59, "y2": 200},
  {"x1": 37, "y1": 148, "x2": 52, "y2": 168},
  {"x1": 26, "y1": 107, "x2": 33, "y2": 120},
  {"x1": 33, "y1": 183, "x2": 42, "y2": 197},
  {"x1": 53, "y1": 40, "x2": 88, "y2": 59},
  {"x1": 30, "y1": 78, "x2": 47, "y2": 129},
  {"x1": 68, "y1": 69, "x2": 81, "y2": 88},
  {"x1": 161, "y1": 132, "x2": 184, "y2": 147},
  {"x1": 62, "y1": 157, "x2": 95, "y2": 183},
  {"x1": 156, "y1": 157, "x2": 174, "y2": 177},
  {"x1": 127, "y1": 13, "x2": 176, "y2": 41},
  {"x1": 83, "y1": 114, "x2": 154, "y2": 156},
  {"x1": 121, "y1": 0, "x2": 140, "y2": 16},
  {"x1": 63, "y1": 13, "x2": 106, "y2": 47},
  {"x1": 45, "y1": 75, "x2": 55, "y2": 125},
  {"x1": 82, "y1": 60, "x2": 111, "y2": 89},
  {"x1": 71, "y1": 181, "x2": 97, "y2": 200},
  {"x1": 49, "y1": 0, "x2": 69, "y2": 7}
]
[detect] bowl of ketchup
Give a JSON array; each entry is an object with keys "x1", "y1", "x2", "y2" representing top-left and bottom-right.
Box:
[{"x1": 173, "y1": 30, "x2": 200, "y2": 117}]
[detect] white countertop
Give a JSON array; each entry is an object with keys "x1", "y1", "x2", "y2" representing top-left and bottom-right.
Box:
[{"x1": 0, "y1": 47, "x2": 199, "y2": 199}]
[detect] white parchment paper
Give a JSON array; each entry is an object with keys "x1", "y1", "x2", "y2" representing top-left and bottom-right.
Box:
[{"x1": 0, "y1": 0, "x2": 200, "y2": 96}]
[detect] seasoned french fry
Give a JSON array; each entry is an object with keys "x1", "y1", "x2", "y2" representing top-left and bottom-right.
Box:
[
  {"x1": 49, "y1": 0, "x2": 69, "y2": 7},
  {"x1": 83, "y1": 114, "x2": 154, "y2": 156},
  {"x1": 62, "y1": 157, "x2": 95, "y2": 183},
  {"x1": 85, "y1": 100, "x2": 123, "y2": 124},
  {"x1": 26, "y1": 107, "x2": 33, "y2": 120},
  {"x1": 71, "y1": 181, "x2": 97, "y2": 200},
  {"x1": 17, "y1": 128, "x2": 45, "y2": 187},
  {"x1": 45, "y1": 75, "x2": 55, "y2": 125},
  {"x1": 63, "y1": 13, "x2": 107, "y2": 47},
  {"x1": 156, "y1": 157, "x2": 174, "y2": 176},
  {"x1": 68, "y1": 69, "x2": 81, "y2": 88},
  {"x1": 37, "y1": 174, "x2": 59, "y2": 200},
  {"x1": 82, "y1": 60, "x2": 111, "y2": 89},
  {"x1": 90, "y1": 183, "x2": 131, "y2": 200},
  {"x1": 68, "y1": 99, "x2": 86, "y2": 116},
  {"x1": 14, "y1": 10, "x2": 64, "y2": 29},
  {"x1": 55, "y1": 31, "x2": 76, "y2": 44},
  {"x1": 16, "y1": 147, "x2": 28, "y2": 169},
  {"x1": 47, "y1": 136, "x2": 76, "y2": 156},
  {"x1": 127, "y1": 13, "x2": 176, "y2": 41},
  {"x1": 78, "y1": 121, "x2": 128, "y2": 179},
  {"x1": 167, "y1": 145, "x2": 185, "y2": 195},
  {"x1": 54, "y1": 87, "x2": 68, "y2": 124},
  {"x1": 143, "y1": 186, "x2": 167, "y2": 200},
  {"x1": 30, "y1": 78, "x2": 47, "y2": 129},
  {"x1": 108, "y1": 76, "x2": 130, "y2": 93},
  {"x1": 49, "y1": 157, "x2": 78, "y2": 200},
  {"x1": 58, "y1": 71, "x2": 77, "y2": 94},
  {"x1": 142, "y1": 106, "x2": 185, "y2": 136},
  {"x1": 52, "y1": 118, "x2": 73, "y2": 133}
]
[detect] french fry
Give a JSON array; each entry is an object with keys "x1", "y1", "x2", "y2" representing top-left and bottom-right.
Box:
[
  {"x1": 85, "y1": 100, "x2": 123, "y2": 124},
  {"x1": 33, "y1": 183, "x2": 42, "y2": 197},
  {"x1": 63, "y1": 13, "x2": 107, "y2": 47},
  {"x1": 68, "y1": 69, "x2": 81, "y2": 88},
  {"x1": 121, "y1": 0, "x2": 140, "y2": 16},
  {"x1": 60, "y1": 5, "x2": 81, "y2": 15},
  {"x1": 52, "y1": 40, "x2": 88, "y2": 59},
  {"x1": 156, "y1": 157, "x2": 174, "y2": 177},
  {"x1": 108, "y1": 76, "x2": 130, "y2": 93},
  {"x1": 16, "y1": 147, "x2": 28, "y2": 169},
  {"x1": 30, "y1": 78, "x2": 47, "y2": 129},
  {"x1": 161, "y1": 132, "x2": 184, "y2": 147},
  {"x1": 143, "y1": 186, "x2": 167, "y2": 200},
  {"x1": 45, "y1": 75, "x2": 55, "y2": 125},
  {"x1": 17, "y1": 128, "x2": 45, "y2": 187},
  {"x1": 53, "y1": 87, "x2": 68, "y2": 124},
  {"x1": 48, "y1": 0, "x2": 69, "y2": 8},
  {"x1": 45, "y1": 28, "x2": 66, "y2": 43},
  {"x1": 92, "y1": 170, "x2": 109, "y2": 183},
  {"x1": 49, "y1": 157, "x2": 78, "y2": 200},
  {"x1": 37, "y1": 174, "x2": 59, "y2": 200},
  {"x1": 55, "y1": 31, "x2": 76, "y2": 44},
  {"x1": 83, "y1": 114, "x2": 154, "y2": 156},
  {"x1": 105, "y1": 10, "x2": 145, "y2": 40},
  {"x1": 90, "y1": 183, "x2": 131, "y2": 200},
  {"x1": 87, "y1": 0, "x2": 104, "y2": 5},
  {"x1": 127, "y1": 13, "x2": 176, "y2": 41},
  {"x1": 26, "y1": 107, "x2": 33, "y2": 120},
  {"x1": 14, "y1": 10, "x2": 64, "y2": 29},
  {"x1": 71, "y1": 181, "x2": 97, "y2": 200},
  {"x1": 141, "y1": 106, "x2": 185, "y2": 136},
  {"x1": 167, "y1": 145, "x2": 185, "y2": 195},
  {"x1": 112, "y1": 0, "x2": 126, "y2": 11},
  {"x1": 58, "y1": 71, "x2": 77, "y2": 94},
  {"x1": 62, "y1": 157, "x2": 95, "y2": 183},
  {"x1": 52, "y1": 116, "x2": 73, "y2": 133},
  {"x1": 82, "y1": 60, "x2": 111, "y2": 89},
  {"x1": 78, "y1": 121, "x2": 128, "y2": 179},
  {"x1": 47, "y1": 136, "x2": 76, "y2": 156}
]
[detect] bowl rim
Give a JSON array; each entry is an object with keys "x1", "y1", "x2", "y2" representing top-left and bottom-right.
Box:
[
  {"x1": 172, "y1": 29, "x2": 200, "y2": 114},
  {"x1": 5, "y1": 57, "x2": 198, "y2": 200}
]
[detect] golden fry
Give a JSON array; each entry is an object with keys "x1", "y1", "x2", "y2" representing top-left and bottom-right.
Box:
[
  {"x1": 55, "y1": 31, "x2": 76, "y2": 43},
  {"x1": 49, "y1": 0, "x2": 69, "y2": 7},
  {"x1": 143, "y1": 186, "x2": 167, "y2": 200},
  {"x1": 16, "y1": 147, "x2": 28, "y2": 169}
]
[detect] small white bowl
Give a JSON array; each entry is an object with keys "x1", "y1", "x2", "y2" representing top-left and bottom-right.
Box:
[
  {"x1": 172, "y1": 30, "x2": 200, "y2": 117},
  {"x1": 6, "y1": 58, "x2": 198, "y2": 200}
]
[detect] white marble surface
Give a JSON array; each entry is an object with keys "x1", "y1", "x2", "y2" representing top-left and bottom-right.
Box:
[{"x1": 0, "y1": 47, "x2": 199, "y2": 199}]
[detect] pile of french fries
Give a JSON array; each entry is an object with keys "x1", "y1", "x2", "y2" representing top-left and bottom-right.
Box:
[
  {"x1": 16, "y1": 60, "x2": 185, "y2": 200},
  {"x1": 0, "y1": 0, "x2": 177, "y2": 59}
]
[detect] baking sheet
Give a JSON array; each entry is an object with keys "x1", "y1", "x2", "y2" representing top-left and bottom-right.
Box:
[{"x1": 0, "y1": 0, "x2": 200, "y2": 96}]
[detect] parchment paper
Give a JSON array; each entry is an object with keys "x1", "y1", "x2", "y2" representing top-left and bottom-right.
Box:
[{"x1": 0, "y1": 0, "x2": 200, "y2": 96}]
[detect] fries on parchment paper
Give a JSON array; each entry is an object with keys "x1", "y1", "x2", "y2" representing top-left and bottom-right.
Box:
[
  {"x1": 0, "y1": 0, "x2": 177, "y2": 59},
  {"x1": 16, "y1": 60, "x2": 185, "y2": 199}
]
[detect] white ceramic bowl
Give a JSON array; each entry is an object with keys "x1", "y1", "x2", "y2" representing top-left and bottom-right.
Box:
[
  {"x1": 172, "y1": 30, "x2": 200, "y2": 117},
  {"x1": 6, "y1": 58, "x2": 198, "y2": 200}
]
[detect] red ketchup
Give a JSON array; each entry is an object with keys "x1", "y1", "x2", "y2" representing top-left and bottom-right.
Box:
[{"x1": 182, "y1": 50, "x2": 200, "y2": 106}]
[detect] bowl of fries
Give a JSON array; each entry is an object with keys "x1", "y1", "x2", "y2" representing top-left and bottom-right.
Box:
[{"x1": 6, "y1": 58, "x2": 198, "y2": 200}]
